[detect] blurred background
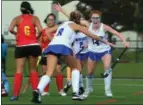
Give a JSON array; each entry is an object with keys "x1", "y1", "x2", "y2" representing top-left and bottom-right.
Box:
[{"x1": 2, "y1": 0, "x2": 143, "y2": 78}]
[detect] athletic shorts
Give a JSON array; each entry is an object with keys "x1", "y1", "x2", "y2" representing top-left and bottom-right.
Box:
[
  {"x1": 15, "y1": 45, "x2": 41, "y2": 58},
  {"x1": 39, "y1": 56, "x2": 61, "y2": 65},
  {"x1": 76, "y1": 53, "x2": 88, "y2": 61},
  {"x1": 88, "y1": 49, "x2": 112, "y2": 62},
  {"x1": 43, "y1": 45, "x2": 73, "y2": 57}
]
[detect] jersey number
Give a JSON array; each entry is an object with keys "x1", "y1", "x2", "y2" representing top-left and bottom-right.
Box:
[
  {"x1": 24, "y1": 26, "x2": 30, "y2": 36},
  {"x1": 92, "y1": 39, "x2": 100, "y2": 46},
  {"x1": 80, "y1": 42, "x2": 84, "y2": 48},
  {"x1": 57, "y1": 28, "x2": 64, "y2": 36},
  {"x1": 92, "y1": 36, "x2": 103, "y2": 46}
]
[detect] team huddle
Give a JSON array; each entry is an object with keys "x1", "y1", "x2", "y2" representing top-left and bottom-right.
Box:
[{"x1": 8, "y1": 1, "x2": 129, "y2": 103}]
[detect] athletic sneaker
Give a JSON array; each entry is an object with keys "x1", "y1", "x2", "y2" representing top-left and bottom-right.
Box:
[
  {"x1": 59, "y1": 90, "x2": 67, "y2": 96},
  {"x1": 105, "y1": 89, "x2": 113, "y2": 97},
  {"x1": 79, "y1": 87, "x2": 85, "y2": 95},
  {"x1": 10, "y1": 96, "x2": 18, "y2": 101},
  {"x1": 63, "y1": 82, "x2": 72, "y2": 94},
  {"x1": 41, "y1": 92, "x2": 50, "y2": 96},
  {"x1": 72, "y1": 93, "x2": 86, "y2": 101},
  {"x1": 32, "y1": 89, "x2": 42, "y2": 103},
  {"x1": 82, "y1": 88, "x2": 94, "y2": 98}
]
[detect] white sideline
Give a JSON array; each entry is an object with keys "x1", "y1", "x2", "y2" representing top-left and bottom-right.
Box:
[{"x1": 93, "y1": 84, "x2": 143, "y2": 87}]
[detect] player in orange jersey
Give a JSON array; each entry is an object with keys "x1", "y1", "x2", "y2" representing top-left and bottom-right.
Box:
[{"x1": 8, "y1": 1, "x2": 43, "y2": 101}]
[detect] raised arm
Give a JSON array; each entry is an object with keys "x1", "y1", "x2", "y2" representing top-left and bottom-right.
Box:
[
  {"x1": 8, "y1": 17, "x2": 17, "y2": 35},
  {"x1": 53, "y1": 3, "x2": 90, "y2": 28},
  {"x1": 104, "y1": 24, "x2": 129, "y2": 48},
  {"x1": 69, "y1": 23, "x2": 115, "y2": 47},
  {"x1": 53, "y1": 3, "x2": 70, "y2": 18}
]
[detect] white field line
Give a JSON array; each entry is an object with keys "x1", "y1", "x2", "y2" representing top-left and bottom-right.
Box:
[{"x1": 92, "y1": 84, "x2": 143, "y2": 87}]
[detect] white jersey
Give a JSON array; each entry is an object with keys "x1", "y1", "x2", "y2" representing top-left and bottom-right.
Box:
[
  {"x1": 88, "y1": 23, "x2": 111, "y2": 53},
  {"x1": 72, "y1": 32, "x2": 88, "y2": 54},
  {"x1": 49, "y1": 21, "x2": 76, "y2": 49}
]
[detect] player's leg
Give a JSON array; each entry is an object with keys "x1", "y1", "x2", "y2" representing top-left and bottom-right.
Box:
[
  {"x1": 29, "y1": 45, "x2": 41, "y2": 91},
  {"x1": 29, "y1": 56, "x2": 39, "y2": 90},
  {"x1": 65, "y1": 55, "x2": 85, "y2": 100},
  {"x1": 2, "y1": 71, "x2": 9, "y2": 96},
  {"x1": 76, "y1": 58, "x2": 85, "y2": 95},
  {"x1": 62, "y1": 67, "x2": 72, "y2": 95},
  {"x1": 55, "y1": 63, "x2": 64, "y2": 95},
  {"x1": 40, "y1": 56, "x2": 50, "y2": 96},
  {"x1": 10, "y1": 57, "x2": 26, "y2": 101},
  {"x1": 83, "y1": 53, "x2": 97, "y2": 98},
  {"x1": 32, "y1": 54, "x2": 58, "y2": 103},
  {"x1": 101, "y1": 52, "x2": 113, "y2": 97}
]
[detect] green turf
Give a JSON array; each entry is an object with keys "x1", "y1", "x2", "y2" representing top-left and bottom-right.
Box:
[
  {"x1": 6, "y1": 47, "x2": 143, "y2": 78},
  {"x1": 2, "y1": 47, "x2": 143, "y2": 104},
  {"x1": 2, "y1": 78, "x2": 143, "y2": 104}
]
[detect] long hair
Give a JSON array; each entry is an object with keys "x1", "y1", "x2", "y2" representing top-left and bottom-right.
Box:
[
  {"x1": 44, "y1": 13, "x2": 56, "y2": 24},
  {"x1": 69, "y1": 11, "x2": 81, "y2": 24},
  {"x1": 20, "y1": 1, "x2": 34, "y2": 15}
]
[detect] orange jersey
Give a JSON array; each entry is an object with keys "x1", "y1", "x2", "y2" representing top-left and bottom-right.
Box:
[
  {"x1": 40, "y1": 28, "x2": 55, "y2": 50},
  {"x1": 16, "y1": 14, "x2": 37, "y2": 46}
]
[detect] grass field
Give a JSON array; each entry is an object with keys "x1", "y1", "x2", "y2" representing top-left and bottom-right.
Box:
[
  {"x1": 2, "y1": 47, "x2": 143, "y2": 104},
  {"x1": 2, "y1": 78, "x2": 143, "y2": 104}
]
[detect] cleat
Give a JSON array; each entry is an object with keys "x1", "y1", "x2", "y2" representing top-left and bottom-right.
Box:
[
  {"x1": 79, "y1": 87, "x2": 85, "y2": 95},
  {"x1": 105, "y1": 89, "x2": 113, "y2": 97},
  {"x1": 63, "y1": 82, "x2": 72, "y2": 94},
  {"x1": 82, "y1": 88, "x2": 93, "y2": 98},
  {"x1": 59, "y1": 90, "x2": 67, "y2": 96},
  {"x1": 32, "y1": 89, "x2": 42, "y2": 103},
  {"x1": 10, "y1": 96, "x2": 18, "y2": 101},
  {"x1": 41, "y1": 92, "x2": 50, "y2": 96},
  {"x1": 72, "y1": 93, "x2": 86, "y2": 101},
  {"x1": 72, "y1": 93, "x2": 80, "y2": 100}
]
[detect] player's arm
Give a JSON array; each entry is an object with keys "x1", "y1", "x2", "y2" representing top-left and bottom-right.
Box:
[
  {"x1": 53, "y1": 3, "x2": 70, "y2": 18},
  {"x1": 69, "y1": 23, "x2": 115, "y2": 47},
  {"x1": 104, "y1": 24, "x2": 129, "y2": 48},
  {"x1": 45, "y1": 25, "x2": 58, "y2": 40},
  {"x1": 53, "y1": 3, "x2": 90, "y2": 28},
  {"x1": 34, "y1": 16, "x2": 43, "y2": 39},
  {"x1": 8, "y1": 17, "x2": 17, "y2": 35},
  {"x1": 80, "y1": 19, "x2": 90, "y2": 28}
]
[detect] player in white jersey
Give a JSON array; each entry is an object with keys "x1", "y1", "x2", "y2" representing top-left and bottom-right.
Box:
[
  {"x1": 82, "y1": 10, "x2": 129, "y2": 98},
  {"x1": 32, "y1": 11, "x2": 114, "y2": 103},
  {"x1": 62, "y1": 29, "x2": 89, "y2": 96},
  {"x1": 52, "y1": 4, "x2": 128, "y2": 98}
]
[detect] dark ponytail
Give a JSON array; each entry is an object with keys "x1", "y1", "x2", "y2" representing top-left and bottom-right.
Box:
[
  {"x1": 20, "y1": 1, "x2": 34, "y2": 15},
  {"x1": 70, "y1": 11, "x2": 81, "y2": 24}
]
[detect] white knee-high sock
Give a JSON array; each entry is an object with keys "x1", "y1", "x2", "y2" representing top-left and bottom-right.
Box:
[
  {"x1": 86, "y1": 74, "x2": 94, "y2": 90},
  {"x1": 72, "y1": 69, "x2": 80, "y2": 94},
  {"x1": 104, "y1": 71, "x2": 112, "y2": 91},
  {"x1": 79, "y1": 74, "x2": 84, "y2": 88},
  {"x1": 37, "y1": 75, "x2": 50, "y2": 93}
]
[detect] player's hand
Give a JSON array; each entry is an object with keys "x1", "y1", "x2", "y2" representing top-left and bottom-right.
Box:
[
  {"x1": 123, "y1": 41, "x2": 129, "y2": 48},
  {"x1": 53, "y1": 3, "x2": 62, "y2": 12}
]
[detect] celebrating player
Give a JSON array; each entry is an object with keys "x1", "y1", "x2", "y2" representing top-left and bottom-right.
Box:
[
  {"x1": 63, "y1": 24, "x2": 89, "y2": 96},
  {"x1": 83, "y1": 10, "x2": 129, "y2": 97},
  {"x1": 8, "y1": 1, "x2": 43, "y2": 101},
  {"x1": 39, "y1": 13, "x2": 64, "y2": 96},
  {"x1": 32, "y1": 10, "x2": 114, "y2": 103},
  {"x1": 52, "y1": 4, "x2": 129, "y2": 98}
]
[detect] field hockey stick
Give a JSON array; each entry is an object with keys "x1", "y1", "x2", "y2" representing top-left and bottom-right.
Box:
[
  {"x1": 101, "y1": 47, "x2": 128, "y2": 78},
  {"x1": 61, "y1": 48, "x2": 85, "y2": 72}
]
